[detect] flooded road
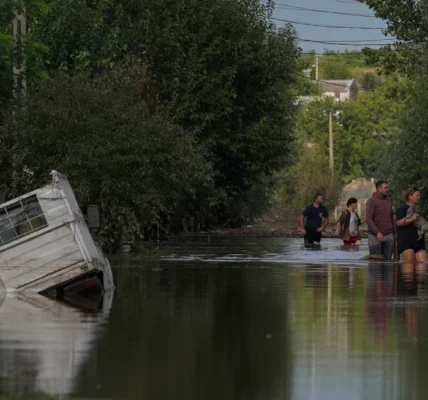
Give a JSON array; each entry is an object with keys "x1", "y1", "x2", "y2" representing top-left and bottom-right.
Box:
[{"x1": 1, "y1": 237, "x2": 428, "y2": 400}]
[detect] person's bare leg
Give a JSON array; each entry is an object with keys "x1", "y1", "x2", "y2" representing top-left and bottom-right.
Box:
[
  {"x1": 415, "y1": 249, "x2": 427, "y2": 263},
  {"x1": 401, "y1": 249, "x2": 416, "y2": 264},
  {"x1": 401, "y1": 250, "x2": 416, "y2": 281},
  {"x1": 354, "y1": 240, "x2": 362, "y2": 246},
  {"x1": 415, "y1": 249, "x2": 427, "y2": 278}
]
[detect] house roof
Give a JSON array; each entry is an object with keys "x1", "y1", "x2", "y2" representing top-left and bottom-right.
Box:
[{"x1": 319, "y1": 79, "x2": 356, "y2": 93}]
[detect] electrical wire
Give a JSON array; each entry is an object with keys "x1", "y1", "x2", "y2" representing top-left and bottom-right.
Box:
[
  {"x1": 269, "y1": 3, "x2": 377, "y2": 18},
  {"x1": 299, "y1": 37, "x2": 393, "y2": 43},
  {"x1": 271, "y1": 17, "x2": 384, "y2": 30},
  {"x1": 297, "y1": 37, "x2": 394, "y2": 46},
  {"x1": 331, "y1": 0, "x2": 360, "y2": 3}
]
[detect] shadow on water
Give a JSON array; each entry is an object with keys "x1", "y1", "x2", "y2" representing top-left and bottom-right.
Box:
[{"x1": 4, "y1": 238, "x2": 428, "y2": 399}]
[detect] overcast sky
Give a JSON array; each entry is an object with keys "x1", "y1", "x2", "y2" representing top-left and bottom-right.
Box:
[{"x1": 272, "y1": 0, "x2": 392, "y2": 53}]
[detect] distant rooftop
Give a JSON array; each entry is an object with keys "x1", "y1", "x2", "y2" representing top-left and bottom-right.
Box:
[{"x1": 320, "y1": 79, "x2": 356, "y2": 93}]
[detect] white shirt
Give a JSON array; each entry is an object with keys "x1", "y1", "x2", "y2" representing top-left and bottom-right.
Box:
[{"x1": 349, "y1": 212, "x2": 359, "y2": 237}]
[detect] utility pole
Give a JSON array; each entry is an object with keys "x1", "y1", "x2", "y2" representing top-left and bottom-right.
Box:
[
  {"x1": 315, "y1": 56, "x2": 319, "y2": 93},
  {"x1": 315, "y1": 56, "x2": 319, "y2": 81},
  {"x1": 329, "y1": 110, "x2": 334, "y2": 175},
  {"x1": 12, "y1": 1, "x2": 26, "y2": 102}
]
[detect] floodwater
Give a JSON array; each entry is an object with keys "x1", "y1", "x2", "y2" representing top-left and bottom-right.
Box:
[{"x1": 1, "y1": 237, "x2": 428, "y2": 400}]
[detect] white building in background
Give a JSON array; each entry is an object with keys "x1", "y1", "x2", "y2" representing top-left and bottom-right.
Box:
[{"x1": 319, "y1": 79, "x2": 359, "y2": 101}]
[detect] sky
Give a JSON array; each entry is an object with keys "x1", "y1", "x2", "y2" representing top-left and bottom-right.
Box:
[{"x1": 271, "y1": 0, "x2": 392, "y2": 53}]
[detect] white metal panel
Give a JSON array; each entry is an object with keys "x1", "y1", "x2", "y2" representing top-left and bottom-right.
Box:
[
  {"x1": 0, "y1": 225, "x2": 76, "y2": 264},
  {"x1": 0, "y1": 171, "x2": 114, "y2": 293},
  {"x1": 0, "y1": 226, "x2": 85, "y2": 291}
]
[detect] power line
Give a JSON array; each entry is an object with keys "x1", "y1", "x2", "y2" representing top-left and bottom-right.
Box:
[
  {"x1": 272, "y1": 17, "x2": 384, "y2": 30},
  {"x1": 297, "y1": 37, "x2": 394, "y2": 47},
  {"x1": 331, "y1": 0, "x2": 359, "y2": 3},
  {"x1": 270, "y1": 3, "x2": 378, "y2": 18},
  {"x1": 301, "y1": 38, "x2": 393, "y2": 43}
]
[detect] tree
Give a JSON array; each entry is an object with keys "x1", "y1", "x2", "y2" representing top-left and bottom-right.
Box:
[
  {"x1": 379, "y1": 77, "x2": 428, "y2": 213},
  {"x1": 273, "y1": 76, "x2": 408, "y2": 209},
  {"x1": 357, "y1": 0, "x2": 428, "y2": 74},
  {"x1": 0, "y1": 0, "x2": 48, "y2": 118},
  {"x1": 296, "y1": 97, "x2": 365, "y2": 178},
  {"x1": 339, "y1": 75, "x2": 408, "y2": 176},
  {"x1": 274, "y1": 147, "x2": 342, "y2": 211},
  {"x1": 358, "y1": 72, "x2": 382, "y2": 90},
  {"x1": 0, "y1": 63, "x2": 213, "y2": 249},
  {"x1": 320, "y1": 57, "x2": 352, "y2": 80},
  {"x1": 16, "y1": 0, "x2": 299, "y2": 225}
]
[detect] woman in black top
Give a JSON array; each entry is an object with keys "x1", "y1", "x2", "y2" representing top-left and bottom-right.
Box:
[{"x1": 395, "y1": 187, "x2": 427, "y2": 263}]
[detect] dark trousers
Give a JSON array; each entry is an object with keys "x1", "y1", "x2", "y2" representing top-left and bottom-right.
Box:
[{"x1": 304, "y1": 227, "x2": 322, "y2": 245}]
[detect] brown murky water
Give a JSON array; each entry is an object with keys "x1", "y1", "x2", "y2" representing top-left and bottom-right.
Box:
[{"x1": 1, "y1": 237, "x2": 428, "y2": 400}]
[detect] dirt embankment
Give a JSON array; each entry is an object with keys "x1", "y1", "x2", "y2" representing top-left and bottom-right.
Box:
[{"x1": 208, "y1": 207, "x2": 369, "y2": 238}]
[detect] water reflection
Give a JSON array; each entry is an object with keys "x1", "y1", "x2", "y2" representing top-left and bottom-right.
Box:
[
  {"x1": 3, "y1": 238, "x2": 428, "y2": 399},
  {"x1": 291, "y1": 261, "x2": 428, "y2": 400},
  {"x1": 0, "y1": 291, "x2": 112, "y2": 399},
  {"x1": 75, "y1": 266, "x2": 292, "y2": 400}
]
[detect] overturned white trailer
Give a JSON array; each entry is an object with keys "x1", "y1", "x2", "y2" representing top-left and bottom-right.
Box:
[{"x1": 0, "y1": 171, "x2": 114, "y2": 295}]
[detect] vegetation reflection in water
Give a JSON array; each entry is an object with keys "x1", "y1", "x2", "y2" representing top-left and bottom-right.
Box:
[{"x1": 1, "y1": 238, "x2": 428, "y2": 399}]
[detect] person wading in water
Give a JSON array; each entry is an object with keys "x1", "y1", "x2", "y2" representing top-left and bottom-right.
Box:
[
  {"x1": 300, "y1": 194, "x2": 329, "y2": 246},
  {"x1": 335, "y1": 197, "x2": 365, "y2": 246},
  {"x1": 395, "y1": 187, "x2": 427, "y2": 264},
  {"x1": 365, "y1": 180, "x2": 396, "y2": 260}
]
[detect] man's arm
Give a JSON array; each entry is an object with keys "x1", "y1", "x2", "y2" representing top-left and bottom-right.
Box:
[
  {"x1": 319, "y1": 208, "x2": 329, "y2": 232},
  {"x1": 320, "y1": 217, "x2": 329, "y2": 231},
  {"x1": 365, "y1": 199, "x2": 379, "y2": 234},
  {"x1": 299, "y1": 214, "x2": 306, "y2": 234}
]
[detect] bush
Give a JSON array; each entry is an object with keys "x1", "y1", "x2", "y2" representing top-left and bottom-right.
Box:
[
  {"x1": 0, "y1": 63, "x2": 213, "y2": 250},
  {"x1": 274, "y1": 148, "x2": 342, "y2": 212}
]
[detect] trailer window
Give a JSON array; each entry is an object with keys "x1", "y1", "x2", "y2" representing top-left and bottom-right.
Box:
[{"x1": 0, "y1": 195, "x2": 48, "y2": 246}]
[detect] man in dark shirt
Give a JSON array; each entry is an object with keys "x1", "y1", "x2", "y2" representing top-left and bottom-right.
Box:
[{"x1": 300, "y1": 194, "x2": 329, "y2": 245}]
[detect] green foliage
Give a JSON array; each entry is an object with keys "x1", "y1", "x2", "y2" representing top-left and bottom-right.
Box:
[
  {"x1": 0, "y1": 0, "x2": 300, "y2": 245},
  {"x1": 357, "y1": 0, "x2": 428, "y2": 75},
  {"x1": 358, "y1": 72, "x2": 382, "y2": 90},
  {"x1": 323, "y1": 50, "x2": 374, "y2": 69},
  {"x1": 296, "y1": 97, "x2": 364, "y2": 177},
  {"x1": 0, "y1": 0, "x2": 49, "y2": 117},
  {"x1": 297, "y1": 77, "x2": 407, "y2": 177},
  {"x1": 320, "y1": 57, "x2": 352, "y2": 80},
  {"x1": 274, "y1": 76, "x2": 408, "y2": 209},
  {"x1": 379, "y1": 76, "x2": 428, "y2": 213},
  {"x1": 0, "y1": 63, "x2": 213, "y2": 250},
  {"x1": 274, "y1": 147, "x2": 342, "y2": 212},
  {"x1": 22, "y1": 0, "x2": 298, "y2": 224},
  {"x1": 30, "y1": 0, "x2": 124, "y2": 72}
]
